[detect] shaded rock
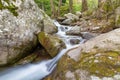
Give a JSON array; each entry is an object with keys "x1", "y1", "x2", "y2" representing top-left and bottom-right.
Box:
[
  {"x1": 76, "y1": 11, "x2": 82, "y2": 18},
  {"x1": 62, "y1": 19, "x2": 73, "y2": 25},
  {"x1": 66, "y1": 26, "x2": 81, "y2": 35},
  {"x1": 38, "y1": 32, "x2": 66, "y2": 57},
  {"x1": 14, "y1": 48, "x2": 51, "y2": 65},
  {"x1": 45, "y1": 28, "x2": 120, "y2": 80},
  {"x1": 81, "y1": 32, "x2": 99, "y2": 40},
  {"x1": 57, "y1": 17, "x2": 66, "y2": 22},
  {"x1": 69, "y1": 39, "x2": 80, "y2": 45},
  {"x1": 0, "y1": 0, "x2": 57, "y2": 66}
]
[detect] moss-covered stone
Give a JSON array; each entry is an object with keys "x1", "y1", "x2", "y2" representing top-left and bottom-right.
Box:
[
  {"x1": 38, "y1": 32, "x2": 66, "y2": 57},
  {"x1": 75, "y1": 51, "x2": 120, "y2": 77}
]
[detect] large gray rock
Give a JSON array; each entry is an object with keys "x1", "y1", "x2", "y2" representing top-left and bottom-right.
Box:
[
  {"x1": 0, "y1": 0, "x2": 57, "y2": 66},
  {"x1": 66, "y1": 26, "x2": 81, "y2": 35},
  {"x1": 46, "y1": 28, "x2": 120, "y2": 80}
]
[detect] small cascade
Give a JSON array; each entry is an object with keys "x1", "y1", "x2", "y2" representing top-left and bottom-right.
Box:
[
  {"x1": 54, "y1": 21, "x2": 83, "y2": 48},
  {"x1": 0, "y1": 21, "x2": 84, "y2": 80}
]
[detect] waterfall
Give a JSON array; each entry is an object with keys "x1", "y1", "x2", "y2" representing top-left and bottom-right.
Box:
[{"x1": 0, "y1": 21, "x2": 84, "y2": 80}]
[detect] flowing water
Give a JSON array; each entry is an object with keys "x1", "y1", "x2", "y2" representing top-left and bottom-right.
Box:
[{"x1": 0, "y1": 21, "x2": 84, "y2": 80}]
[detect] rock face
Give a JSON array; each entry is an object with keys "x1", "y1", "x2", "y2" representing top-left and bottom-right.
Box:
[
  {"x1": 0, "y1": 0, "x2": 57, "y2": 66},
  {"x1": 62, "y1": 13, "x2": 79, "y2": 25},
  {"x1": 62, "y1": 19, "x2": 73, "y2": 25},
  {"x1": 45, "y1": 28, "x2": 120, "y2": 80},
  {"x1": 66, "y1": 26, "x2": 81, "y2": 35},
  {"x1": 81, "y1": 32, "x2": 99, "y2": 40},
  {"x1": 64, "y1": 13, "x2": 79, "y2": 21},
  {"x1": 38, "y1": 32, "x2": 66, "y2": 57},
  {"x1": 69, "y1": 39, "x2": 80, "y2": 45},
  {"x1": 76, "y1": 11, "x2": 82, "y2": 18}
]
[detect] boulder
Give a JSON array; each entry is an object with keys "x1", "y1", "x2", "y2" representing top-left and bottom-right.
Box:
[
  {"x1": 76, "y1": 11, "x2": 82, "y2": 18},
  {"x1": 64, "y1": 13, "x2": 79, "y2": 21},
  {"x1": 38, "y1": 32, "x2": 66, "y2": 57},
  {"x1": 69, "y1": 39, "x2": 80, "y2": 45},
  {"x1": 66, "y1": 26, "x2": 81, "y2": 35},
  {"x1": 62, "y1": 13, "x2": 80, "y2": 25},
  {"x1": 0, "y1": 0, "x2": 57, "y2": 66},
  {"x1": 62, "y1": 19, "x2": 73, "y2": 25},
  {"x1": 81, "y1": 32, "x2": 99, "y2": 40},
  {"x1": 57, "y1": 17, "x2": 66, "y2": 22},
  {"x1": 45, "y1": 28, "x2": 120, "y2": 80}
]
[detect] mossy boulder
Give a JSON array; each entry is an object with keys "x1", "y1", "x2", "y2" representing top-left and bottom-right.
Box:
[
  {"x1": 45, "y1": 28, "x2": 120, "y2": 80},
  {"x1": 38, "y1": 32, "x2": 66, "y2": 57},
  {"x1": 0, "y1": 0, "x2": 57, "y2": 66}
]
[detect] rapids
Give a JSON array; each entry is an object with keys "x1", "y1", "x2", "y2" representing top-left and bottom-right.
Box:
[{"x1": 0, "y1": 21, "x2": 84, "y2": 80}]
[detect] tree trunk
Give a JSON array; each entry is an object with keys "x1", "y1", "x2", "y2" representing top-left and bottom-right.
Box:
[
  {"x1": 58, "y1": 0, "x2": 62, "y2": 16},
  {"x1": 50, "y1": 0, "x2": 56, "y2": 18},
  {"x1": 81, "y1": 0, "x2": 88, "y2": 12},
  {"x1": 41, "y1": 2, "x2": 45, "y2": 11},
  {"x1": 69, "y1": 0, "x2": 73, "y2": 13},
  {"x1": 98, "y1": 0, "x2": 101, "y2": 8}
]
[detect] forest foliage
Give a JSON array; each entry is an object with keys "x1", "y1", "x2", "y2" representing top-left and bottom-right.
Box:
[{"x1": 34, "y1": 0, "x2": 98, "y2": 16}]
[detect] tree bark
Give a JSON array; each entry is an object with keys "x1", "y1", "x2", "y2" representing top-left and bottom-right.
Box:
[
  {"x1": 98, "y1": 0, "x2": 101, "y2": 8},
  {"x1": 58, "y1": 0, "x2": 62, "y2": 16},
  {"x1": 81, "y1": 0, "x2": 88, "y2": 12},
  {"x1": 69, "y1": 0, "x2": 73, "y2": 13},
  {"x1": 50, "y1": 0, "x2": 56, "y2": 18},
  {"x1": 41, "y1": 2, "x2": 45, "y2": 11}
]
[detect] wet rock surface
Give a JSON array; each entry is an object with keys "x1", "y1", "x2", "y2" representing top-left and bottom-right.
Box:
[{"x1": 69, "y1": 39, "x2": 80, "y2": 45}]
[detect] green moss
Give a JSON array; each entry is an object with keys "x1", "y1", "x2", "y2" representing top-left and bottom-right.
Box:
[
  {"x1": 103, "y1": 1, "x2": 113, "y2": 13},
  {"x1": 38, "y1": 32, "x2": 66, "y2": 57},
  {"x1": 75, "y1": 51, "x2": 120, "y2": 77},
  {"x1": 0, "y1": 0, "x2": 18, "y2": 16},
  {"x1": 116, "y1": 16, "x2": 120, "y2": 25},
  {"x1": 60, "y1": 5, "x2": 69, "y2": 16}
]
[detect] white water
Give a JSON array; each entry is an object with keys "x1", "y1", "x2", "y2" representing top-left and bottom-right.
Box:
[{"x1": 0, "y1": 21, "x2": 84, "y2": 80}]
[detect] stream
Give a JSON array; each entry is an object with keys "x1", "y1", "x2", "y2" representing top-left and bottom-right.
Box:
[{"x1": 0, "y1": 21, "x2": 84, "y2": 80}]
